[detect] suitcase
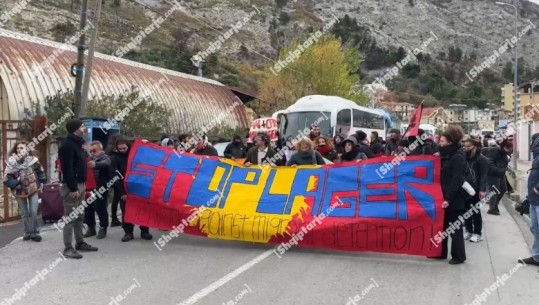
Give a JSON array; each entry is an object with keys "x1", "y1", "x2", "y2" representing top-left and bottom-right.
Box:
[{"x1": 39, "y1": 183, "x2": 64, "y2": 223}]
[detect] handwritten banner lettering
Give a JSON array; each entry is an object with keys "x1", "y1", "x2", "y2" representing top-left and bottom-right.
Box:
[{"x1": 124, "y1": 140, "x2": 444, "y2": 257}]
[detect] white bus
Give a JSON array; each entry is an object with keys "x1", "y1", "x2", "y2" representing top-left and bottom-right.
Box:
[{"x1": 272, "y1": 95, "x2": 388, "y2": 141}]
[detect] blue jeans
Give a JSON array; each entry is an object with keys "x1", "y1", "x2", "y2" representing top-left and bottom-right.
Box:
[
  {"x1": 530, "y1": 205, "x2": 539, "y2": 262},
  {"x1": 16, "y1": 193, "x2": 40, "y2": 237}
]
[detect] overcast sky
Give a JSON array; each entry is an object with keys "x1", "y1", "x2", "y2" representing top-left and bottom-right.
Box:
[{"x1": 530, "y1": 0, "x2": 539, "y2": 6}]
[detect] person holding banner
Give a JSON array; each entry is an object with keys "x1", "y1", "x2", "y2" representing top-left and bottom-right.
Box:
[
  {"x1": 287, "y1": 138, "x2": 326, "y2": 166},
  {"x1": 435, "y1": 125, "x2": 467, "y2": 265},
  {"x1": 193, "y1": 136, "x2": 218, "y2": 156},
  {"x1": 224, "y1": 135, "x2": 247, "y2": 159},
  {"x1": 111, "y1": 136, "x2": 153, "y2": 242},
  {"x1": 384, "y1": 129, "x2": 401, "y2": 156},
  {"x1": 244, "y1": 133, "x2": 278, "y2": 167},
  {"x1": 315, "y1": 136, "x2": 336, "y2": 162},
  {"x1": 335, "y1": 137, "x2": 367, "y2": 163}
]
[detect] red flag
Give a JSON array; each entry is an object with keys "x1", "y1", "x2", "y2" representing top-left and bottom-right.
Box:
[{"x1": 405, "y1": 102, "x2": 423, "y2": 137}]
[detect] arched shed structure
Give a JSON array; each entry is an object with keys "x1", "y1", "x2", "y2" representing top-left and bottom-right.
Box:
[{"x1": 0, "y1": 29, "x2": 250, "y2": 132}]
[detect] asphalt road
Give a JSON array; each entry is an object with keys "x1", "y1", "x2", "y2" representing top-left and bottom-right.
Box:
[{"x1": 0, "y1": 198, "x2": 538, "y2": 305}]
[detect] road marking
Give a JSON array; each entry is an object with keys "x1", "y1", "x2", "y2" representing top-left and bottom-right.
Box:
[{"x1": 177, "y1": 249, "x2": 273, "y2": 305}]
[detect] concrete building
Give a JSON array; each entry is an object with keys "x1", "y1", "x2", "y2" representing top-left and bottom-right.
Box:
[
  {"x1": 420, "y1": 107, "x2": 449, "y2": 129},
  {"x1": 379, "y1": 101, "x2": 415, "y2": 121}
]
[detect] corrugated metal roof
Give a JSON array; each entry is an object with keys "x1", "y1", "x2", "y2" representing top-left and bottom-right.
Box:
[{"x1": 0, "y1": 28, "x2": 249, "y2": 132}]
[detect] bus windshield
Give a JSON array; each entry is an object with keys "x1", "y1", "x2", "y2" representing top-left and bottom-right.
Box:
[{"x1": 282, "y1": 112, "x2": 332, "y2": 140}]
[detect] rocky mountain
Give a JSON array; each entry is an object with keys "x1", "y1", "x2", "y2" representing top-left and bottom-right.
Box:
[{"x1": 1, "y1": 0, "x2": 538, "y2": 83}]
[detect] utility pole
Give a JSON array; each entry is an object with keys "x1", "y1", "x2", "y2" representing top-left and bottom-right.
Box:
[
  {"x1": 81, "y1": 0, "x2": 102, "y2": 116},
  {"x1": 73, "y1": 0, "x2": 89, "y2": 117}
]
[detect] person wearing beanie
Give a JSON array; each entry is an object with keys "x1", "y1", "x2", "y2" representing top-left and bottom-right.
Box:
[
  {"x1": 58, "y1": 118, "x2": 98, "y2": 259},
  {"x1": 352, "y1": 130, "x2": 374, "y2": 158},
  {"x1": 481, "y1": 137, "x2": 512, "y2": 215},
  {"x1": 432, "y1": 125, "x2": 467, "y2": 265},
  {"x1": 224, "y1": 135, "x2": 247, "y2": 159},
  {"x1": 518, "y1": 133, "x2": 539, "y2": 266}
]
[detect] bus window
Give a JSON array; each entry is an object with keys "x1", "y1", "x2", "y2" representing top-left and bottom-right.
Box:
[
  {"x1": 337, "y1": 109, "x2": 351, "y2": 135},
  {"x1": 353, "y1": 109, "x2": 363, "y2": 128}
]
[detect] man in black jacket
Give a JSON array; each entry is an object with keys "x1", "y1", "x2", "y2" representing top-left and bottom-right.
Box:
[
  {"x1": 385, "y1": 129, "x2": 401, "y2": 156},
  {"x1": 352, "y1": 130, "x2": 374, "y2": 158},
  {"x1": 84, "y1": 140, "x2": 113, "y2": 239},
  {"x1": 193, "y1": 136, "x2": 218, "y2": 156},
  {"x1": 244, "y1": 133, "x2": 278, "y2": 167},
  {"x1": 224, "y1": 135, "x2": 247, "y2": 159},
  {"x1": 58, "y1": 119, "x2": 98, "y2": 259},
  {"x1": 370, "y1": 131, "x2": 384, "y2": 156},
  {"x1": 482, "y1": 139, "x2": 512, "y2": 215},
  {"x1": 112, "y1": 137, "x2": 153, "y2": 242}
]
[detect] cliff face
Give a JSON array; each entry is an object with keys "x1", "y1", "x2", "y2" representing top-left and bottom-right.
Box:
[{"x1": 1, "y1": 0, "x2": 538, "y2": 71}]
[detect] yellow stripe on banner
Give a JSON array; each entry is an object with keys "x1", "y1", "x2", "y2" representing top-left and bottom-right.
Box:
[{"x1": 208, "y1": 166, "x2": 226, "y2": 191}]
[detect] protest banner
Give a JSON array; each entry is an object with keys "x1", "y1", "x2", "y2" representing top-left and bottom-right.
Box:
[{"x1": 124, "y1": 140, "x2": 444, "y2": 257}]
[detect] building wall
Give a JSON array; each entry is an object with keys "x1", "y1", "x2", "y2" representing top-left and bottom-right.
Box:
[{"x1": 502, "y1": 83, "x2": 514, "y2": 112}]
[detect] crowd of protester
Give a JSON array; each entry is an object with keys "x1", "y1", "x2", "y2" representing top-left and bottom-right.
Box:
[{"x1": 4, "y1": 119, "x2": 538, "y2": 268}]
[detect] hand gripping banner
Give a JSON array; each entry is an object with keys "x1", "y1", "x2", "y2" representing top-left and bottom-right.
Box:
[{"x1": 124, "y1": 140, "x2": 444, "y2": 257}]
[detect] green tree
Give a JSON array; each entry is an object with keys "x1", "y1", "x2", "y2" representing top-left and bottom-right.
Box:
[
  {"x1": 502, "y1": 61, "x2": 513, "y2": 81},
  {"x1": 86, "y1": 89, "x2": 171, "y2": 137},
  {"x1": 257, "y1": 35, "x2": 368, "y2": 115}
]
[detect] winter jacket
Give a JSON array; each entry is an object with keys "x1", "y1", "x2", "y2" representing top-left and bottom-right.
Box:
[
  {"x1": 59, "y1": 133, "x2": 87, "y2": 192},
  {"x1": 385, "y1": 139, "x2": 398, "y2": 156},
  {"x1": 4, "y1": 155, "x2": 46, "y2": 198},
  {"x1": 286, "y1": 150, "x2": 325, "y2": 166},
  {"x1": 89, "y1": 152, "x2": 113, "y2": 189},
  {"x1": 111, "y1": 150, "x2": 129, "y2": 197},
  {"x1": 370, "y1": 139, "x2": 384, "y2": 156},
  {"x1": 481, "y1": 147, "x2": 509, "y2": 178},
  {"x1": 464, "y1": 151, "x2": 489, "y2": 193},
  {"x1": 440, "y1": 144, "x2": 467, "y2": 211},
  {"x1": 224, "y1": 142, "x2": 247, "y2": 159},
  {"x1": 194, "y1": 145, "x2": 218, "y2": 156}
]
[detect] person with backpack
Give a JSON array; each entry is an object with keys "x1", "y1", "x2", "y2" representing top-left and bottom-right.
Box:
[
  {"x1": 286, "y1": 137, "x2": 325, "y2": 166},
  {"x1": 482, "y1": 138, "x2": 512, "y2": 215},
  {"x1": 518, "y1": 133, "x2": 539, "y2": 266},
  {"x1": 462, "y1": 139, "x2": 488, "y2": 243}
]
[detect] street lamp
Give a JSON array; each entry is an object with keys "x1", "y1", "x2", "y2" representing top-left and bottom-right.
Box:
[{"x1": 496, "y1": 1, "x2": 518, "y2": 171}]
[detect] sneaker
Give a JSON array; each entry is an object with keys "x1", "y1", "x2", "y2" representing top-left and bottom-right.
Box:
[
  {"x1": 31, "y1": 235, "x2": 42, "y2": 242},
  {"x1": 141, "y1": 232, "x2": 153, "y2": 240},
  {"x1": 487, "y1": 209, "x2": 500, "y2": 215},
  {"x1": 470, "y1": 234, "x2": 482, "y2": 242},
  {"x1": 96, "y1": 228, "x2": 107, "y2": 240},
  {"x1": 23, "y1": 235, "x2": 31, "y2": 241},
  {"x1": 464, "y1": 232, "x2": 472, "y2": 240},
  {"x1": 122, "y1": 233, "x2": 134, "y2": 242},
  {"x1": 75, "y1": 241, "x2": 98, "y2": 252},
  {"x1": 83, "y1": 227, "x2": 97, "y2": 238},
  {"x1": 110, "y1": 219, "x2": 122, "y2": 227},
  {"x1": 63, "y1": 247, "x2": 83, "y2": 259},
  {"x1": 518, "y1": 257, "x2": 539, "y2": 266}
]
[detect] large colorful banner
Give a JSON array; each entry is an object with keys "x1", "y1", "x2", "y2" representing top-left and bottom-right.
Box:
[{"x1": 124, "y1": 140, "x2": 444, "y2": 257}]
